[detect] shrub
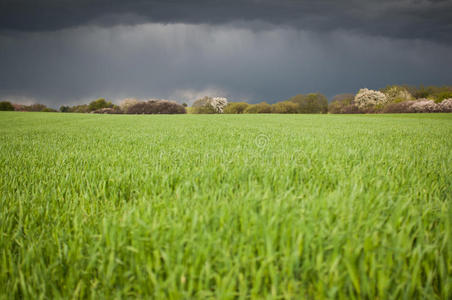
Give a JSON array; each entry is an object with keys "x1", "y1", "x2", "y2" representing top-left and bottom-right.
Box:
[
  {"x1": 212, "y1": 97, "x2": 228, "y2": 113},
  {"x1": 244, "y1": 102, "x2": 272, "y2": 113},
  {"x1": 339, "y1": 105, "x2": 361, "y2": 114},
  {"x1": 70, "y1": 104, "x2": 90, "y2": 113},
  {"x1": 224, "y1": 102, "x2": 250, "y2": 114},
  {"x1": 406, "y1": 85, "x2": 432, "y2": 99},
  {"x1": 92, "y1": 107, "x2": 123, "y2": 114},
  {"x1": 59, "y1": 106, "x2": 71, "y2": 112},
  {"x1": 126, "y1": 102, "x2": 147, "y2": 114},
  {"x1": 328, "y1": 93, "x2": 355, "y2": 114},
  {"x1": 406, "y1": 85, "x2": 452, "y2": 102},
  {"x1": 9, "y1": 103, "x2": 57, "y2": 112},
  {"x1": 290, "y1": 93, "x2": 328, "y2": 113},
  {"x1": 382, "y1": 99, "x2": 452, "y2": 113},
  {"x1": 381, "y1": 86, "x2": 413, "y2": 103},
  {"x1": 354, "y1": 88, "x2": 388, "y2": 109},
  {"x1": 126, "y1": 100, "x2": 186, "y2": 114},
  {"x1": 434, "y1": 91, "x2": 452, "y2": 102},
  {"x1": 410, "y1": 99, "x2": 440, "y2": 113},
  {"x1": 0, "y1": 101, "x2": 14, "y2": 111},
  {"x1": 332, "y1": 93, "x2": 355, "y2": 104},
  {"x1": 381, "y1": 101, "x2": 418, "y2": 113},
  {"x1": 42, "y1": 108, "x2": 57, "y2": 112},
  {"x1": 12, "y1": 104, "x2": 25, "y2": 111},
  {"x1": 192, "y1": 96, "x2": 228, "y2": 114},
  {"x1": 88, "y1": 98, "x2": 113, "y2": 112},
  {"x1": 439, "y1": 99, "x2": 452, "y2": 112},
  {"x1": 119, "y1": 98, "x2": 139, "y2": 113},
  {"x1": 329, "y1": 102, "x2": 357, "y2": 114},
  {"x1": 192, "y1": 97, "x2": 216, "y2": 114},
  {"x1": 20, "y1": 104, "x2": 48, "y2": 112},
  {"x1": 152, "y1": 100, "x2": 186, "y2": 114},
  {"x1": 407, "y1": 85, "x2": 430, "y2": 99},
  {"x1": 271, "y1": 101, "x2": 299, "y2": 114}
]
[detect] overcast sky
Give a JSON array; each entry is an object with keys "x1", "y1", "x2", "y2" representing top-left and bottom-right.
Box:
[{"x1": 1, "y1": 0, "x2": 451, "y2": 107}]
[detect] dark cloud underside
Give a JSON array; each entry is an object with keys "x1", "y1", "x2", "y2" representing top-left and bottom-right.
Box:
[
  {"x1": 0, "y1": 0, "x2": 451, "y2": 106},
  {"x1": 1, "y1": 24, "x2": 451, "y2": 106},
  {"x1": 1, "y1": 0, "x2": 452, "y2": 43}
]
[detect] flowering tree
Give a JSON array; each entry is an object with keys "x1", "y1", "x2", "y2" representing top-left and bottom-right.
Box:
[
  {"x1": 381, "y1": 86, "x2": 413, "y2": 102},
  {"x1": 439, "y1": 99, "x2": 452, "y2": 112},
  {"x1": 210, "y1": 97, "x2": 228, "y2": 113},
  {"x1": 192, "y1": 96, "x2": 228, "y2": 114},
  {"x1": 410, "y1": 99, "x2": 439, "y2": 113},
  {"x1": 88, "y1": 98, "x2": 113, "y2": 112},
  {"x1": 119, "y1": 98, "x2": 140, "y2": 112},
  {"x1": 383, "y1": 98, "x2": 452, "y2": 113},
  {"x1": 354, "y1": 88, "x2": 388, "y2": 109}
]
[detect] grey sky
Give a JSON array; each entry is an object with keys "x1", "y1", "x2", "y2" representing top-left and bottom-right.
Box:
[{"x1": 0, "y1": 0, "x2": 451, "y2": 106}]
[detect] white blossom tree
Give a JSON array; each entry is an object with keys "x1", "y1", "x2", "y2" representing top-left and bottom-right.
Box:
[
  {"x1": 192, "y1": 96, "x2": 228, "y2": 113},
  {"x1": 354, "y1": 88, "x2": 388, "y2": 108},
  {"x1": 439, "y1": 99, "x2": 452, "y2": 112},
  {"x1": 210, "y1": 97, "x2": 228, "y2": 113},
  {"x1": 410, "y1": 99, "x2": 439, "y2": 113}
]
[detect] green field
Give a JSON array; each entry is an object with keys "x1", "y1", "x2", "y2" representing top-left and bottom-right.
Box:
[{"x1": 1, "y1": 112, "x2": 451, "y2": 299}]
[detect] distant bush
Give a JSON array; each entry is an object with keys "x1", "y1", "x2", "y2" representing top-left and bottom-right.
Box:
[
  {"x1": 70, "y1": 104, "x2": 90, "y2": 113},
  {"x1": 338, "y1": 105, "x2": 361, "y2": 114},
  {"x1": 10, "y1": 103, "x2": 50, "y2": 112},
  {"x1": 382, "y1": 98, "x2": 452, "y2": 113},
  {"x1": 17, "y1": 104, "x2": 48, "y2": 112},
  {"x1": 12, "y1": 104, "x2": 25, "y2": 111},
  {"x1": 406, "y1": 85, "x2": 452, "y2": 102},
  {"x1": 381, "y1": 101, "x2": 418, "y2": 113},
  {"x1": 192, "y1": 96, "x2": 228, "y2": 114},
  {"x1": 224, "y1": 102, "x2": 250, "y2": 114},
  {"x1": 244, "y1": 102, "x2": 272, "y2": 113},
  {"x1": 211, "y1": 97, "x2": 228, "y2": 113},
  {"x1": 59, "y1": 106, "x2": 70, "y2": 112},
  {"x1": 332, "y1": 93, "x2": 355, "y2": 104},
  {"x1": 434, "y1": 91, "x2": 452, "y2": 102},
  {"x1": 42, "y1": 108, "x2": 57, "y2": 112},
  {"x1": 290, "y1": 93, "x2": 328, "y2": 113},
  {"x1": 410, "y1": 99, "x2": 440, "y2": 113},
  {"x1": 92, "y1": 107, "x2": 123, "y2": 114},
  {"x1": 153, "y1": 100, "x2": 186, "y2": 114},
  {"x1": 354, "y1": 88, "x2": 388, "y2": 109},
  {"x1": 328, "y1": 94, "x2": 355, "y2": 114},
  {"x1": 88, "y1": 98, "x2": 113, "y2": 112},
  {"x1": 119, "y1": 98, "x2": 139, "y2": 113},
  {"x1": 0, "y1": 101, "x2": 14, "y2": 111},
  {"x1": 381, "y1": 85, "x2": 413, "y2": 103},
  {"x1": 439, "y1": 99, "x2": 452, "y2": 112},
  {"x1": 271, "y1": 101, "x2": 299, "y2": 114},
  {"x1": 126, "y1": 102, "x2": 146, "y2": 114},
  {"x1": 126, "y1": 100, "x2": 186, "y2": 114},
  {"x1": 407, "y1": 85, "x2": 429, "y2": 99},
  {"x1": 192, "y1": 97, "x2": 216, "y2": 114}
]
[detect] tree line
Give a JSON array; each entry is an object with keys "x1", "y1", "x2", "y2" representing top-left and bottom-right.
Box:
[{"x1": 1, "y1": 85, "x2": 451, "y2": 114}]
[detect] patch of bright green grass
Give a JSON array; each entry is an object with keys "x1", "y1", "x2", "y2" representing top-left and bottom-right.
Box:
[{"x1": 0, "y1": 112, "x2": 451, "y2": 299}]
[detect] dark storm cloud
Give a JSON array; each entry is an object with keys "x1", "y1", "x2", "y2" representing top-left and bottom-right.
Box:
[
  {"x1": 1, "y1": 0, "x2": 452, "y2": 43},
  {"x1": 1, "y1": 23, "x2": 451, "y2": 107},
  {"x1": 0, "y1": 1, "x2": 451, "y2": 107}
]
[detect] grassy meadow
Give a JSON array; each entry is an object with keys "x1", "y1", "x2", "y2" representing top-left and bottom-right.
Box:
[{"x1": 0, "y1": 111, "x2": 451, "y2": 299}]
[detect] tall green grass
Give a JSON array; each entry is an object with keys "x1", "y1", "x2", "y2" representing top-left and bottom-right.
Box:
[{"x1": 0, "y1": 112, "x2": 451, "y2": 299}]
